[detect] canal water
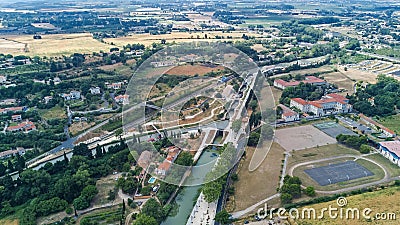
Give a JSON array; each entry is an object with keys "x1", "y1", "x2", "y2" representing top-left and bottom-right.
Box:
[{"x1": 162, "y1": 131, "x2": 223, "y2": 225}]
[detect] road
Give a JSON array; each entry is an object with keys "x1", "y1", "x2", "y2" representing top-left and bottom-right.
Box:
[{"x1": 356, "y1": 51, "x2": 400, "y2": 64}]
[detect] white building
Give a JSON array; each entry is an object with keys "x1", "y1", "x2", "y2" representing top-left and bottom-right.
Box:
[
  {"x1": 290, "y1": 93, "x2": 352, "y2": 117},
  {"x1": 379, "y1": 141, "x2": 400, "y2": 167},
  {"x1": 89, "y1": 87, "x2": 101, "y2": 95}
]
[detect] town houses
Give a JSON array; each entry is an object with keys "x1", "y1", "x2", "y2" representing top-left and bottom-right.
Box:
[
  {"x1": 290, "y1": 93, "x2": 352, "y2": 117},
  {"x1": 155, "y1": 146, "x2": 181, "y2": 177},
  {"x1": 273, "y1": 76, "x2": 327, "y2": 90},
  {"x1": 6, "y1": 120, "x2": 36, "y2": 132}
]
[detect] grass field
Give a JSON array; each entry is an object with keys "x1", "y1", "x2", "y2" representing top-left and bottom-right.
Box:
[
  {"x1": 0, "y1": 220, "x2": 18, "y2": 225},
  {"x1": 228, "y1": 142, "x2": 285, "y2": 212},
  {"x1": 39, "y1": 105, "x2": 67, "y2": 120},
  {"x1": 4, "y1": 33, "x2": 112, "y2": 56},
  {"x1": 378, "y1": 114, "x2": 400, "y2": 134},
  {"x1": 322, "y1": 71, "x2": 355, "y2": 95},
  {"x1": 287, "y1": 144, "x2": 361, "y2": 168},
  {"x1": 365, "y1": 153, "x2": 400, "y2": 177},
  {"x1": 294, "y1": 186, "x2": 400, "y2": 225}
]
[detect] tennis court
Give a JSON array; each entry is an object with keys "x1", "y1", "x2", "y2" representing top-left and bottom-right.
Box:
[
  {"x1": 304, "y1": 161, "x2": 374, "y2": 186},
  {"x1": 314, "y1": 122, "x2": 356, "y2": 138}
]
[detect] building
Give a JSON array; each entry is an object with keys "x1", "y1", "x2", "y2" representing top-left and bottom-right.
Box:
[
  {"x1": 0, "y1": 75, "x2": 6, "y2": 84},
  {"x1": 106, "y1": 82, "x2": 123, "y2": 90},
  {"x1": 115, "y1": 95, "x2": 129, "y2": 105},
  {"x1": 0, "y1": 147, "x2": 27, "y2": 159},
  {"x1": 278, "y1": 104, "x2": 299, "y2": 122},
  {"x1": 379, "y1": 141, "x2": 400, "y2": 167},
  {"x1": 359, "y1": 114, "x2": 396, "y2": 138},
  {"x1": 155, "y1": 147, "x2": 181, "y2": 177},
  {"x1": 89, "y1": 87, "x2": 101, "y2": 95},
  {"x1": 290, "y1": 93, "x2": 352, "y2": 117},
  {"x1": 0, "y1": 98, "x2": 17, "y2": 106},
  {"x1": 43, "y1": 96, "x2": 53, "y2": 104},
  {"x1": 273, "y1": 76, "x2": 327, "y2": 90},
  {"x1": 61, "y1": 91, "x2": 81, "y2": 101},
  {"x1": 11, "y1": 114, "x2": 22, "y2": 122},
  {"x1": 0, "y1": 106, "x2": 26, "y2": 114},
  {"x1": 7, "y1": 120, "x2": 36, "y2": 132}
]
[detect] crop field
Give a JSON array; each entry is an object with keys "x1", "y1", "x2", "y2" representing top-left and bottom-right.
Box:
[
  {"x1": 165, "y1": 64, "x2": 225, "y2": 76},
  {"x1": 294, "y1": 186, "x2": 400, "y2": 225},
  {"x1": 0, "y1": 38, "x2": 26, "y2": 54},
  {"x1": 4, "y1": 33, "x2": 112, "y2": 56},
  {"x1": 104, "y1": 31, "x2": 263, "y2": 47}
]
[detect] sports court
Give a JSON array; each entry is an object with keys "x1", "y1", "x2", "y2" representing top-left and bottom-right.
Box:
[
  {"x1": 304, "y1": 161, "x2": 374, "y2": 186},
  {"x1": 314, "y1": 122, "x2": 356, "y2": 138}
]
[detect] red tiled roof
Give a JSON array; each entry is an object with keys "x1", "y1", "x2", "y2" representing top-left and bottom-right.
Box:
[
  {"x1": 309, "y1": 101, "x2": 322, "y2": 108},
  {"x1": 360, "y1": 114, "x2": 396, "y2": 135},
  {"x1": 292, "y1": 98, "x2": 308, "y2": 106},
  {"x1": 157, "y1": 160, "x2": 171, "y2": 171}
]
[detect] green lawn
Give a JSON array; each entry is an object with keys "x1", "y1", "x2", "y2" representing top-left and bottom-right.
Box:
[
  {"x1": 39, "y1": 105, "x2": 67, "y2": 120},
  {"x1": 366, "y1": 153, "x2": 400, "y2": 177},
  {"x1": 378, "y1": 114, "x2": 400, "y2": 134}
]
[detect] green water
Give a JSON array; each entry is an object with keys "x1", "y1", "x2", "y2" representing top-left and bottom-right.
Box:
[{"x1": 161, "y1": 150, "x2": 217, "y2": 225}]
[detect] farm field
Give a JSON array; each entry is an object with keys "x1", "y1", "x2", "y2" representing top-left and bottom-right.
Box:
[
  {"x1": 165, "y1": 64, "x2": 225, "y2": 76},
  {"x1": 104, "y1": 31, "x2": 263, "y2": 47},
  {"x1": 4, "y1": 33, "x2": 113, "y2": 56},
  {"x1": 228, "y1": 142, "x2": 285, "y2": 212},
  {"x1": 0, "y1": 38, "x2": 25, "y2": 54},
  {"x1": 294, "y1": 186, "x2": 400, "y2": 225}
]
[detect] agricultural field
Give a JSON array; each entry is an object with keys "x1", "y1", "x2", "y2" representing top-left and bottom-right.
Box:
[
  {"x1": 0, "y1": 38, "x2": 26, "y2": 54},
  {"x1": 165, "y1": 64, "x2": 225, "y2": 76},
  {"x1": 228, "y1": 142, "x2": 285, "y2": 212},
  {"x1": 294, "y1": 186, "x2": 400, "y2": 225},
  {"x1": 3, "y1": 33, "x2": 112, "y2": 56},
  {"x1": 104, "y1": 31, "x2": 263, "y2": 47}
]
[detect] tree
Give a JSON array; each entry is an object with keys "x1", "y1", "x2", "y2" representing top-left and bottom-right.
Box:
[
  {"x1": 281, "y1": 193, "x2": 293, "y2": 204},
  {"x1": 95, "y1": 144, "x2": 103, "y2": 158},
  {"x1": 133, "y1": 214, "x2": 158, "y2": 225},
  {"x1": 360, "y1": 144, "x2": 371, "y2": 154},
  {"x1": 232, "y1": 120, "x2": 242, "y2": 133},
  {"x1": 174, "y1": 151, "x2": 193, "y2": 166},
  {"x1": 141, "y1": 198, "x2": 165, "y2": 223},
  {"x1": 73, "y1": 143, "x2": 92, "y2": 158},
  {"x1": 214, "y1": 210, "x2": 231, "y2": 224},
  {"x1": 304, "y1": 186, "x2": 316, "y2": 197}
]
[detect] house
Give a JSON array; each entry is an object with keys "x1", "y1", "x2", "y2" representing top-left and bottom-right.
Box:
[
  {"x1": 0, "y1": 75, "x2": 6, "y2": 84},
  {"x1": 43, "y1": 96, "x2": 53, "y2": 104},
  {"x1": 290, "y1": 94, "x2": 352, "y2": 117},
  {"x1": 273, "y1": 76, "x2": 327, "y2": 90},
  {"x1": 0, "y1": 106, "x2": 26, "y2": 114},
  {"x1": 11, "y1": 114, "x2": 22, "y2": 122},
  {"x1": 150, "y1": 60, "x2": 176, "y2": 68},
  {"x1": 106, "y1": 82, "x2": 123, "y2": 90},
  {"x1": 61, "y1": 91, "x2": 81, "y2": 100},
  {"x1": 0, "y1": 98, "x2": 17, "y2": 106},
  {"x1": 379, "y1": 141, "x2": 400, "y2": 166},
  {"x1": 89, "y1": 87, "x2": 101, "y2": 95},
  {"x1": 138, "y1": 151, "x2": 153, "y2": 169},
  {"x1": 278, "y1": 104, "x2": 299, "y2": 122},
  {"x1": 359, "y1": 114, "x2": 396, "y2": 138},
  {"x1": 7, "y1": 120, "x2": 36, "y2": 132},
  {"x1": 0, "y1": 147, "x2": 27, "y2": 159},
  {"x1": 115, "y1": 95, "x2": 129, "y2": 105},
  {"x1": 155, "y1": 147, "x2": 181, "y2": 177}
]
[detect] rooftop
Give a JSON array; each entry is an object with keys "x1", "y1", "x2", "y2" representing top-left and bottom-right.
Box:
[{"x1": 380, "y1": 141, "x2": 400, "y2": 157}]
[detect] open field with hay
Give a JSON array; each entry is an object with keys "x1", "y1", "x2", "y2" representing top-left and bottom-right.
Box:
[{"x1": 3, "y1": 33, "x2": 112, "y2": 56}]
